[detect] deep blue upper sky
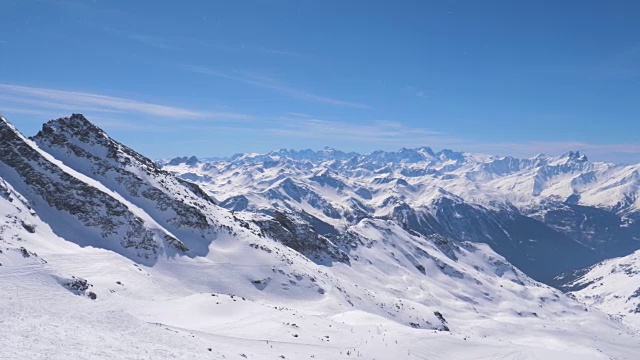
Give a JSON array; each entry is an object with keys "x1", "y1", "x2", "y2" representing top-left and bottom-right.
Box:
[{"x1": 1, "y1": 0, "x2": 639, "y2": 162}]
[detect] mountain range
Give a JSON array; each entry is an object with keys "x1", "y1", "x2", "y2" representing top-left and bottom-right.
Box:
[
  {"x1": 1, "y1": 113, "x2": 639, "y2": 359},
  {"x1": 163, "y1": 145, "x2": 640, "y2": 283}
]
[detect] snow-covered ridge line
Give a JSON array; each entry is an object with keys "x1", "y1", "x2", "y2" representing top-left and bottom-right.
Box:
[
  {"x1": 165, "y1": 146, "x2": 603, "y2": 166},
  {"x1": 28, "y1": 129, "x2": 181, "y2": 243},
  {"x1": 163, "y1": 146, "x2": 639, "y2": 213},
  {"x1": 30, "y1": 114, "x2": 227, "y2": 256},
  {"x1": 164, "y1": 144, "x2": 640, "y2": 282}
]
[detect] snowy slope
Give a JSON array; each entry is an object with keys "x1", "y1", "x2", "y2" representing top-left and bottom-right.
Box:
[
  {"x1": 564, "y1": 250, "x2": 640, "y2": 329},
  {"x1": 2, "y1": 188, "x2": 639, "y2": 359},
  {"x1": 1, "y1": 114, "x2": 640, "y2": 359},
  {"x1": 164, "y1": 147, "x2": 640, "y2": 281}
]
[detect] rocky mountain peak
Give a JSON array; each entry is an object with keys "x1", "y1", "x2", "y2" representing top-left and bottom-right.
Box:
[
  {"x1": 564, "y1": 150, "x2": 588, "y2": 163},
  {"x1": 37, "y1": 113, "x2": 108, "y2": 142},
  {"x1": 167, "y1": 155, "x2": 199, "y2": 166},
  {"x1": 33, "y1": 113, "x2": 161, "y2": 172},
  {"x1": 437, "y1": 149, "x2": 465, "y2": 161},
  {"x1": 0, "y1": 115, "x2": 182, "y2": 261}
]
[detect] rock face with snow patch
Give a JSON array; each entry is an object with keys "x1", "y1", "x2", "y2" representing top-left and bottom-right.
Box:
[
  {"x1": 31, "y1": 114, "x2": 223, "y2": 255},
  {"x1": 0, "y1": 116, "x2": 181, "y2": 260},
  {"x1": 255, "y1": 210, "x2": 349, "y2": 264}
]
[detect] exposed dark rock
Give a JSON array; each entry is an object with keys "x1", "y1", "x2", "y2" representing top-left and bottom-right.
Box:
[{"x1": 255, "y1": 210, "x2": 349, "y2": 265}]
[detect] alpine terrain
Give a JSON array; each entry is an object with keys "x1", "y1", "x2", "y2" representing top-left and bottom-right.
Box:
[
  {"x1": 163, "y1": 146, "x2": 640, "y2": 282},
  {"x1": 1, "y1": 114, "x2": 639, "y2": 359},
  {"x1": 560, "y1": 249, "x2": 640, "y2": 329}
]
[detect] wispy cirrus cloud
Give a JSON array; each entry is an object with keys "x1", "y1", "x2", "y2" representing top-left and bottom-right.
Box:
[
  {"x1": 127, "y1": 33, "x2": 169, "y2": 49},
  {"x1": 0, "y1": 84, "x2": 253, "y2": 120},
  {"x1": 403, "y1": 85, "x2": 428, "y2": 99},
  {"x1": 0, "y1": 94, "x2": 125, "y2": 114},
  {"x1": 267, "y1": 116, "x2": 456, "y2": 146},
  {"x1": 544, "y1": 43, "x2": 640, "y2": 80},
  {"x1": 285, "y1": 112, "x2": 312, "y2": 118},
  {"x1": 257, "y1": 114, "x2": 640, "y2": 163},
  {"x1": 254, "y1": 46, "x2": 308, "y2": 58},
  {"x1": 473, "y1": 141, "x2": 640, "y2": 163},
  {"x1": 0, "y1": 106, "x2": 53, "y2": 116},
  {"x1": 102, "y1": 28, "x2": 174, "y2": 50},
  {"x1": 189, "y1": 67, "x2": 370, "y2": 109},
  {"x1": 592, "y1": 43, "x2": 640, "y2": 79},
  {"x1": 102, "y1": 25, "x2": 308, "y2": 57},
  {"x1": 207, "y1": 42, "x2": 309, "y2": 58},
  {"x1": 86, "y1": 116, "x2": 177, "y2": 132}
]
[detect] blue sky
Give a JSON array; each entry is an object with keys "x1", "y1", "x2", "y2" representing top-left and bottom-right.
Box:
[{"x1": 1, "y1": 0, "x2": 639, "y2": 162}]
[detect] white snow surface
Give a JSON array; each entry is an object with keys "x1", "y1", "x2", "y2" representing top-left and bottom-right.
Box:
[{"x1": 569, "y1": 249, "x2": 640, "y2": 329}]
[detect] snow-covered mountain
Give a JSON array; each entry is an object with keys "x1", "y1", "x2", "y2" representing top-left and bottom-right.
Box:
[
  {"x1": 560, "y1": 249, "x2": 640, "y2": 329},
  {"x1": 163, "y1": 147, "x2": 640, "y2": 282},
  {"x1": 2, "y1": 114, "x2": 640, "y2": 359}
]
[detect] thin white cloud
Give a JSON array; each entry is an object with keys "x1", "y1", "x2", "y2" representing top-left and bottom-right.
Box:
[
  {"x1": 403, "y1": 85, "x2": 428, "y2": 99},
  {"x1": 88, "y1": 116, "x2": 176, "y2": 132},
  {"x1": 189, "y1": 67, "x2": 371, "y2": 109},
  {"x1": 258, "y1": 114, "x2": 640, "y2": 163},
  {"x1": 285, "y1": 112, "x2": 312, "y2": 118},
  {"x1": 0, "y1": 84, "x2": 253, "y2": 120},
  {"x1": 592, "y1": 43, "x2": 640, "y2": 79},
  {"x1": 0, "y1": 94, "x2": 125, "y2": 113},
  {"x1": 101, "y1": 28, "x2": 172, "y2": 50},
  {"x1": 197, "y1": 41, "x2": 309, "y2": 58},
  {"x1": 127, "y1": 33, "x2": 169, "y2": 49},
  {"x1": 102, "y1": 26, "x2": 307, "y2": 57},
  {"x1": 267, "y1": 117, "x2": 453, "y2": 145},
  {"x1": 256, "y1": 47, "x2": 307, "y2": 58},
  {"x1": 0, "y1": 106, "x2": 53, "y2": 116},
  {"x1": 472, "y1": 141, "x2": 640, "y2": 161}
]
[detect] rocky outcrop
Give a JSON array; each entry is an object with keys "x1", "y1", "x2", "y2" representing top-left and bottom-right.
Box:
[
  {"x1": 32, "y1": 114, "x2": 219, "y2": 254},
  {"x1": 255, "y1": 210, "x2": 349, "y2": 264},
  {"x1": 0, "y1": 116, "x2": 178, "y2": 260}
]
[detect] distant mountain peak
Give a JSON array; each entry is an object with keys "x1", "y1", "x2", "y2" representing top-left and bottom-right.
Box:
[
  {"x1": 563, "y1": 150, "x2": 588, "y2": 162},
  {"x1": 167, "y1": 156, "x2": 199, "y2": 166},
  {"x1": 436, "y1": 149, "x2": 465, "y2": 161},
  {"x1": 416, "y1": 146, "x2": 436, "y2": 156}
]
